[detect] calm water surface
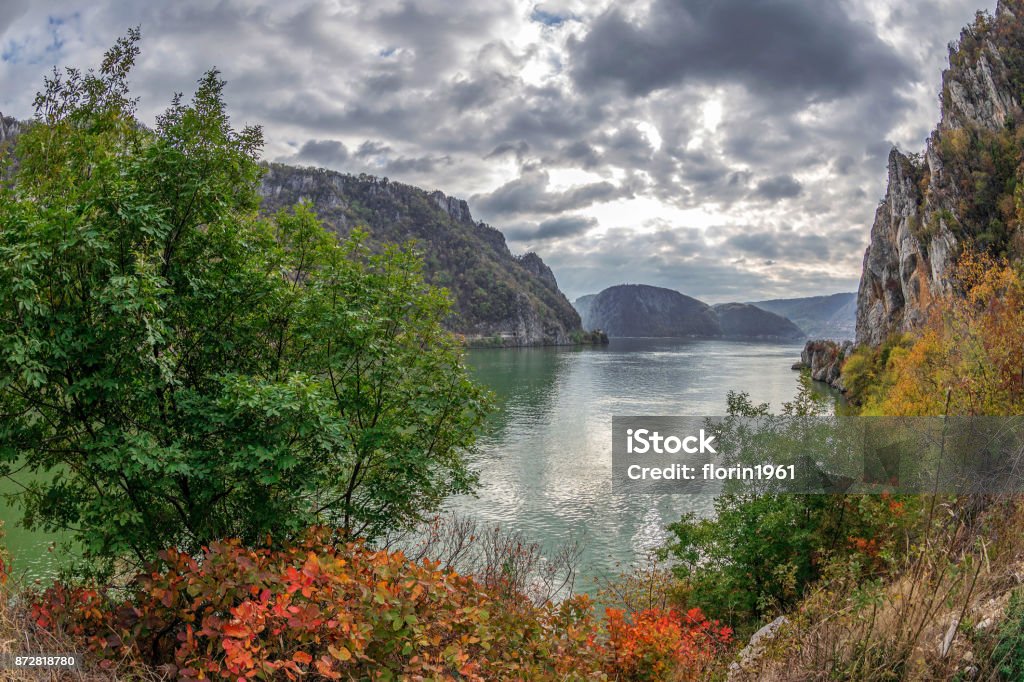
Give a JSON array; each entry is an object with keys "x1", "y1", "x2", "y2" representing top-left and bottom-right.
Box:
[
  {"x1": 451, "y1": 338, "x2": 807, "y2": 592},
  {"x1": 0, "y1": 337, "x2": 809, "y2": 588}
]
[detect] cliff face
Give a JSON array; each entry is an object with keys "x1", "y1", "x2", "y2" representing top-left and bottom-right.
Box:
[
  {"x1": 856, "y1": 1, "x2": 1024, "y2": 346},
  {"x1": 259, "y1": 164, "x2": 585, "y2": 346},
  {"x1": 573, "y1": 294, "x2": 597, "y2": 329},
  {"x1": 0, "y1": 113, "x2": 20, "y2": 145},
  {"x1": 0, "y1": 113, "x2": 22, "y2": 177}
]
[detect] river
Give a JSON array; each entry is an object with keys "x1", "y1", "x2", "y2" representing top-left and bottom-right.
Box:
[
  {"x1": 451, "y1": 337, "x2": 809, "y2": 593},
  {"x1": 0, "y1": 338, "x2": 810, "y2": 589}
]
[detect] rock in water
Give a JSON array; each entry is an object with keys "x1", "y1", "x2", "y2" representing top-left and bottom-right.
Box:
[{"x1": 796, "y1": 340, "x2": 852, "y2": 390}]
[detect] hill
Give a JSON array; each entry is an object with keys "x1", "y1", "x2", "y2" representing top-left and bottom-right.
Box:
[
  {"x1": 582, "y1": 285, "x2": 721, "y2": 338},
  {"x1": 713, "y1": 302, "x2": 805, "y2": 341},
  {"x1": 576, "y1": 285, "x2": 805, "y2": 340},
  {"x1": 749, "y1": 293, "x2": 856, "y2": 339},
  {"x1": 260, "y1": 164, "x2": 589, "y2": 347}
]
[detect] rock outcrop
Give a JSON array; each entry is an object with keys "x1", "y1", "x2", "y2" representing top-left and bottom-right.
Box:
[
  {"x1": 0, "y1": 113, "x2": 20, "y2": 145},
  {"x1": 856, "y1": 1, "x2": 1024, "y2": 346},
  {"x1": 259, "y1": 164, "x2": 588, "y2": 347},
  {"x1": 795, "y1": 340, "x2": 853, "y2": 390},
  {"x1": 713, "y1": 303, "x2": 805, "y2": 341}
]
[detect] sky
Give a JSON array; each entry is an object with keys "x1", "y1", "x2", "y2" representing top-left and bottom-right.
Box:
[{"x1": 0, "y1": 0, "x2": 999, "y2": 302}]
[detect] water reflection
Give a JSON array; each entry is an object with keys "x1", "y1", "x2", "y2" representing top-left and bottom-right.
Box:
[{"x1": 451, "y1": 338, "x2": 806, "y2": 593}]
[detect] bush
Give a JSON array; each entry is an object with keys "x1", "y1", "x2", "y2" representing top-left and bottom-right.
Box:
[
  {"x1": 604, "y1": 608, "x2": 731, "y2": 682},
  {"x1": 0, "y1": 32, "x2": 489, "y2": 572},
  {"x1": 28, "y1": 530, "x2": 733, "y2": 681}
]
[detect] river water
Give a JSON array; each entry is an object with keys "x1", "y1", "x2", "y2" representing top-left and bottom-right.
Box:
[
  {"x1": 0, "y1": 338, "x2": 809, "y2": 588},
  {"x1": 451, "y1": 338, "x2": 808, "y2": 593}
]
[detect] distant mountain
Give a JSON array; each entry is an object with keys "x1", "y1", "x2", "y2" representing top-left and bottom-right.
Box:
[
  {"x1": 749, "y1": 293, "x2": 856, "y2": 340},
  {"x1": 573, "y1": 294, "x2": 597, "y2": 329},
  {"x1": 574, "y1": 285, "x2": 808, "y2": 341},
  {"x1": 259, "y1": 164, "x2": 588, "y2": 346},
  {"x1": 713, "y1": 303, "x2": 805, "y2": 341},
  {"x1": 581, "y1": 285, "x2": 721, "y2": 338}
]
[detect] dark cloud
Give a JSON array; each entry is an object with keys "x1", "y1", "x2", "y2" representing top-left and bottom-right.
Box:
[
  {"x1": 0, "y1": 1, "x2": 29, "y2": 39},
  {"x1": 571, "y1": 0, "x2": 913, "y2": 99},
  {"x1": 505, "y1": 215, "x2": 597, "y2": 241},
  {"x1": 471, "y1": 170, "x2": 633, "y2": 218},
  {"x1": 293, "y1": 138, "x2": 349, "y2": 166},
  {"x1": 753, "y1": 174, "x2": 803, "y2": 200}
]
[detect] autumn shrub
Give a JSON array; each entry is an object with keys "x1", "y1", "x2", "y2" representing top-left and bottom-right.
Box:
[
  {"x1": 857, "y1": 251, "x2": 1024, "y2": 416},
  {"x1": 604, "y1": 607, "x2": 732, "y2": 682},
  {"x1": 663, "y1": 386, "x2": 921, "y2": 631},
  {"x1": 28, "y1": 530, "x2": 734, "y2": 681}
]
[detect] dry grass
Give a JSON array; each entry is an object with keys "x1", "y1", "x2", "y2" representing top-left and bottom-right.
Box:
[
  {"x1": 0, "y1": 562, "x2": 165, "y2": 681},
  {"x1": 729, "y1": 497, "x2": 1024, "y2": 681}
]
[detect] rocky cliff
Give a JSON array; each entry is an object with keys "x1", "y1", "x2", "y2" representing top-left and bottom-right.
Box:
[
  {"x1": 0, "y1": 113, "x2": 20, "y2": 146},
  {"x1": 856, "y1": 1, "x2": 1024, "y2": 346},
  {"x1": 795, "y1": 340, "x2": 853, "y2": 390},
  {"x1": 259, "y1": 164, "x2": 586, "y2": 346},
  {"x1": 0, "y1": 113, "x2": 21, "y2": 177}
]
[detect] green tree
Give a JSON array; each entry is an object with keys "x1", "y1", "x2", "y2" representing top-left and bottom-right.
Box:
[
  {"x1": 0, "y1": 32, "x2": 488, "y2": 572},
  {"x1": 663, "y1": 382, "x2": 913, "y2": 628}
]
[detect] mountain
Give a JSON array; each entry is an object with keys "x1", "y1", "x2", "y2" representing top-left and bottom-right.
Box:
[
  {"x1": 713, "y1": 303, "x2": 805, "y2": 341},
  {"x1": 260, "y1": 165, "x2": 590, "y2": 346},
  {"x1": 0, "y1": 116, "x2": 589, "y2": 347},
  {"x1": 856, "y1": 1, "x2": 1024, "y2": 346},
  {"x1": 750, "y1": 293, "x2": 856, "y2": 340},
  {"x1": 582, "y1": 285, "x2": 721, "y2": 338},
  {"x1": 573, "y1": 294, "x2": 597, "y2": 329},
  {"x1": 576, "y1": 285, "x2": 805, "y2": 340}
]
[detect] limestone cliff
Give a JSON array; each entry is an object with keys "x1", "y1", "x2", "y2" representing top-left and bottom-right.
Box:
[
  {"x1": 795, "y1": 340, "x2": 853, "y2": 390},
  {"x1": 0, "y1": 113, "x2": 20, "y2": 145},
  {"x1": 259, "y1": 164, "x2": 587, "y2": 347},
  {"x1": 856, "y1": 1, "x2": 1024, "y2": 345}
]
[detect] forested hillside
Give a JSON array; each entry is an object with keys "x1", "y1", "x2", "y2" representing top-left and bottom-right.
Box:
[{"x1": 260, "y1": 164, "x2": 588, "y2": 346}]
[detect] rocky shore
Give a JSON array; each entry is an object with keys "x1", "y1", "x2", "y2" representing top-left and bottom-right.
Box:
[{"x1": 793, "y1": 339, "x2": 852, "y2": 391}]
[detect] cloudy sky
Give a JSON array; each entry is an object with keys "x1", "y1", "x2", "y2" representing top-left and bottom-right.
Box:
[{"x1": 0, "y1": 0, "x2": 997, "y2": 301}]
